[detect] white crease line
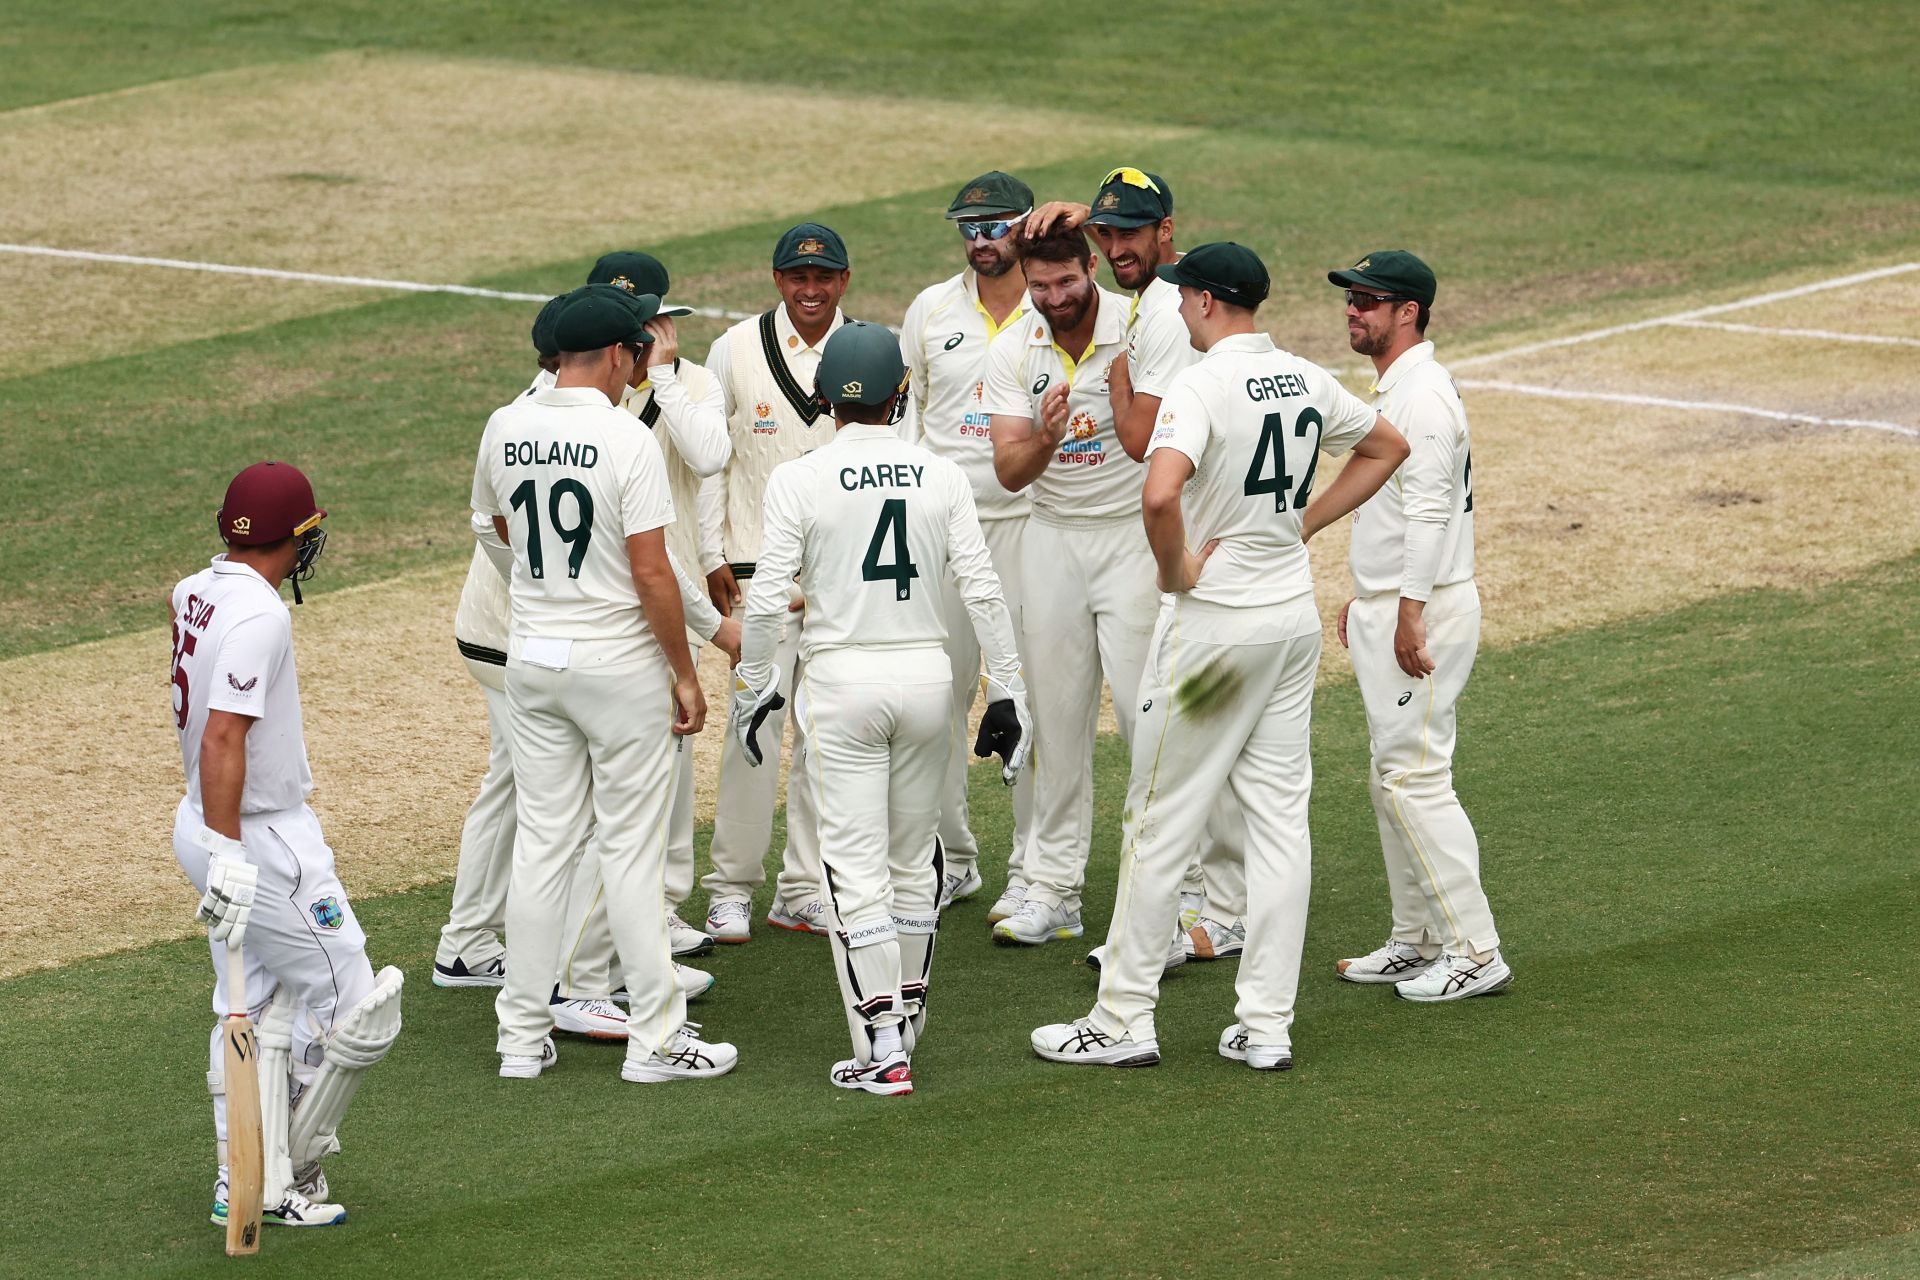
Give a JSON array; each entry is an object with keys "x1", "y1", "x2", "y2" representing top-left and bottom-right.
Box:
[
  {"x1": 1662, "y1": 319, "x2": 1920, "y2": 348},
  {"x1": 0, "y1": 242, "x2": 759, "y2": 323},
  {"x1": 1454, "y1": 261, "x2": 1920, "y2": 369},
  {"x1": 1457, "y1": 379, "x2": 1920, "y2": 439}
]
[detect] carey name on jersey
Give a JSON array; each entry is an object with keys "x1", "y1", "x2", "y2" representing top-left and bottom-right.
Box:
[{"x1": 504, "y1": 440, "x2": 600, "y2": 467}]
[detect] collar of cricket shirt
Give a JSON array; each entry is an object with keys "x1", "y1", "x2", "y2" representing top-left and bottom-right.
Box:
[
  {"x1": 1371, "y1": 339, "x2": 1436, "y2": 396},
  {"x1": 774, "y1": 302, "x2": 843, "y2": 357}
]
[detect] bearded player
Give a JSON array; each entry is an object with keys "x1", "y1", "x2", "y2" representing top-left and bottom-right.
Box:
[{"x1": 173, "y1": 461, "x2": 403, "y2": 1229}]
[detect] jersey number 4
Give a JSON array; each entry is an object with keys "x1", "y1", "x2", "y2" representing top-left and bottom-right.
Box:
[
  {"x1": 1244, "y1": 408, "x2": 1322, "y2": 513},
  {"x1": 509, "y1": 479, "x2": 595, "y2": 580},
  {"x1": 862, "y1": 499, "x2": 920, "y2": 601}
]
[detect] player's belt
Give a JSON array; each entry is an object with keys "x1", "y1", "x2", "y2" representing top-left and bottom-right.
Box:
[
  {"x1": 729, "y1": 561, "x2": 756, "y2": 581},
  {"x1": 456, "y1": 638, "x2": 507, "y2": 667}
]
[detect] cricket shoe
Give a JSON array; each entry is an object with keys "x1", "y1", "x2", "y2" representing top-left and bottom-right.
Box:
[
  {"x1": 431, "y1": 952, "x2": 505, "y2": 988},
  {"x1": 985, "y1": 882, "x2": 1026, "y2": 924},
  {"x1": 830, "y1": 1053, "x2": 913, "y2": 1096},
  {"x1": 212, "y1": 1171, "x2": 347, "y2": 1229},
  {"x1": 707, "y1": 899, "x2": 752, "y2": 944},
  {"x1": 550, "y1": 994, "x2": 628, "y2": 1040},
  {"x1": 1395, "y1": 951, "x2": 1513, "y2": 1003},
  {"x1": 1030, "y1": 1017, "x2": 1160, "y2": 1067},
  {"x1": 1185, "y1": 916, "x2": 1246, "y2": 961},
  {"x1": 1178, "y1": 890, "x2": 1205, "y2": 932},
  {"x1": 767, "y1": 897, "x2": 830, "y2": 935},
  {"x1": 1086, "y1": 928, "x2": 1188, "y2": 974},
  {"x1": 1337, "y1": 939, "x2": 1439, "y2": 984},
  {"x1": 499, "y1": 1036, "x2": 558, "y2": 1079},
  {"x1": 621, "y1": 1023, "x2": 738, "y2": 1082},
  {"x1": 668, "y1": 912, "x2": 716, "y2": 957},
  {"x1": 939, "y1": 863, "x2": 983, "y2": 909},
  {"x1": 292, "y1": 1162, "x2": 328, "y2": 1201},
  {"x1": 1218, "y1": 1023, "x2": 1294, "y2": 1071},
  {"x1": 607, "y1": 964, "x2": 716, "y2": 1005},
  {"x1": 992, "y1": 898, "x2": 1083, "y2": 945}
]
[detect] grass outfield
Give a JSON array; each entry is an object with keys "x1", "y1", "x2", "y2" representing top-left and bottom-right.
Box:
[{"x1": 2, "y1": 559, "x2": 1915, "y2": 1277}]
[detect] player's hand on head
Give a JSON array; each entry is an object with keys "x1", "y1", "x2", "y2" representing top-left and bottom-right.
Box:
[
  {"x1": 1024, "y1": 201, "x2": 1090, "y2": 239},
  {"x1": 644, "y1": 317, "x2": 679, "y2": 367},
  {"x1": 975, "y1": 674, "x2": 1032, "y2": 784}
]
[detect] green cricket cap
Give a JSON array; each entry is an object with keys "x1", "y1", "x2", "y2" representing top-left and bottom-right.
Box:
[
  {"x1": 552, "y1": 283, "x2": 659, "y2": 353},
  {"x1": 815, "y1": 321, "x2": 909, "y2": 408},
  {"x1": 773, "y1": 223, "x2": 849, "y2": 271},
  {"x1": 947, "y1": 171, "x2": 1034, "y2": 219},
  {"x1": 588, "y1": 251, "x2": 694, "y2": 317},
  {"x1": 1327, "y1": 249, "x2": 1437, "y2": 308},
  {"x1": 1156, "y1": 242, "x2": 1270, "y2": 311},
  {"x1": 530, "y1": 295, "x2": 566, "y2": 359},
  {"x1": 1085, "y1": 166, "x2": 1173, "y2": 228}
]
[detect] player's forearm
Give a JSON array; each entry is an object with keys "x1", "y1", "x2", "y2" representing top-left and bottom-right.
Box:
[
  {"x1": 991, "y1": 419, "x2": 1053, "y2": 492},
  {"x1": 198, "y1": 721, "x2": 250, "y2": 842},
  {"x1": 1400, "y1": 520, "x2": 1447, "y2": 602},
  {"x1": 657, "y1": 371, "x2": 732, "y2": 478},
  {"x1": 472, "y1": 511, "x2": 512, "y2": 580},
  {"x1": 696, "y1": 472, "x2": 728, "y2": 572},
  {"x1": 669, "y1": 549, "x2": 723, "y2": 641},
  {"x1": 1303, "y1": 418, "x2": 1410, "y2": 541},
  {"x1": 631, "y1": 544, "x2": 696, "y2": 681},
  {"x1": 734, "y1": 579, "x2": 787, "y2": 691},
  {"x1": 1113, "y1": 392, "x2": 1158, "y2": 463},
  {"x1": 1142, "y1": 491, "x2": 1191, "y2": 589}
]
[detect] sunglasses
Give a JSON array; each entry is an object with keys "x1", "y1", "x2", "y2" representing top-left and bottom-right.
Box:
[
  {"x1": 620, "y1": 340, "x2": 652, "y2": 360},
  {"x1": 1102, "y1": 166, "x2": 1162, "y2": 194},
  {"x1": 959, "y1": 210, "x2": 1030, "y2": 242},
  {"x1": 1345, "y1": 289, "x2": 1414, "y2": 311}
]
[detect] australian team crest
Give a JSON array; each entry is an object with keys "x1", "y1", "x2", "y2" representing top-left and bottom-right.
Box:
[{"x1": 310, "y1": 896, "x2": 344, "y2": 930}]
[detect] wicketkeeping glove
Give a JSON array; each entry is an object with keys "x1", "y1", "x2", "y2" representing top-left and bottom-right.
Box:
[
  {"x1": 192, "y1": 829, "x2": 258, "y2": 948},
  {"x1": 731, "y1": 670, "x2": 787, "y2": 767},
  {"x1": 974, "y1": 674, "x2": 1032, "y2": 785}
]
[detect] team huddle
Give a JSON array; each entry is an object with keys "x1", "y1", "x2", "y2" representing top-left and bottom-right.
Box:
[{"x1": 169, "y1": 163, "x2": 1508, "y2": 1235}]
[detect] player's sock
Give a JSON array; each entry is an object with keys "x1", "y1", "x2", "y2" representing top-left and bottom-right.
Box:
[{"x1": 872, "y1": 1024, "x2": 903, "y2": 1059}]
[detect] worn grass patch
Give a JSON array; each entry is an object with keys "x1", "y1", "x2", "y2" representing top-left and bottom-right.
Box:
[{"x1": 0, "y1": 48, "x2": 1181, "y2": 375}]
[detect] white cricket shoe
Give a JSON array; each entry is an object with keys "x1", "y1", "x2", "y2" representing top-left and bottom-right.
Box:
[
  {"x1": 1185, "y1": 916, "x2": 1246, "y2": 961},
  {"x1": 1086, "y1": 928, "x2": 1187, "y2": 974},
  {"x1": 431, "y1": 952, "x2": 505, "y2": 988},
  {"x1": 215, "y1": 1171, "x2": 350, "y2": 1229},
  {"x1": 676, "y1": 963, "x2": 716, "y2": 999},
  {"x1": 985, "y1": 883, "x2": 1027, "y2": 924},
  {"x1": 1337, "y1": 939, "x2": 1439, "y2": 984},
  {"x1": 1178, "y1": 890, "x2": 1205, "y2": 932},
  {"x1": 1218, "y1": 1023, "x2": 1293, "y2": 1071},
  {"x1": 620, "y1": 1023, "x2": 738, "y2": 1082},
  {"x1": 668, "y1": 912, "x2": 716, "y2": 957},
  {"x1": 499, "y1": 1036, "x2": 558, "y2": 1079},
  {"x1": 992, "y1": 898, "x2": 1083, "y2": 945},
  {"x1": 550, "y1": 995, "x2": 628, "y2": 1040},
  {"x1": 767, "y1": 897, "x2": 830, "y2": 936},
  {"x1": 1030, "y1": 1017, "x2": 1160, "y2": 1067},
  {"x1": 939, "y1": 863, "x2": 983, "y2": 909},
  {"x1": 707, "y1": 899, "x2": 752, "y2": 944},
  {"x1": 830, "y1": 1053, "x2": 914, "y2": 1096},
  {"x1": 1395, "y1": 951, "x2": 1514, "y2": 1002}
]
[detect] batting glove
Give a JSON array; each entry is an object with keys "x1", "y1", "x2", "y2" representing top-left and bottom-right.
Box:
[
  {"x1": 975, "y1": 674, "x2": 1032, "y2": 785},
  {"x1": 730, "y1": 670, "x2": 786, "y2": 767},
  {"x1": 192, "y1": 830, "x2": 258, "y2": 948}
]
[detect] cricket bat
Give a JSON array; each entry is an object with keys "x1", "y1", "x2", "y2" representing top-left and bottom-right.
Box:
[{"x1": 222, "y1": 941, "x2": 264, "y2": 1256}]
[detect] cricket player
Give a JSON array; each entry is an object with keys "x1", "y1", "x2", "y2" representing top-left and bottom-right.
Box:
[
  {"x1": 1326, "y1": 250, "x2": 1512, "y2": 1001},
  {"x1": 474, "y1": 284, "x2": 736, "y2": 1082},
  {"x1": 1032, "y1": 167, "x2": 1248, "y2": 953},
  {"x1": 1029, "y1": 244, "x2": 1408, "y2": 1069},
  {"x1": 174, "y1": 461, "x2": 403, "y2": 1228},
  {"x1": 982, "y1": 223, "x2": 1154, "y2": 947},
  {"x1": 435, "y1": 295, "x2": 566, "y2": 990},
  {"x1": 731, "y1": 322, "x2": 1030, "y2": 1093},
  {"x1": 698, "y1": 224, "x2": 916, "y2": 941},
  {"x1": 899, "y1": 170, "x2": 1035, "y2": 910}
]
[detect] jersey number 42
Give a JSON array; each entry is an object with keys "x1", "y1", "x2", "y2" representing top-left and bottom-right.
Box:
[{"x1": 1244, "y1": 408, "x2": 1323, "y2": 513}]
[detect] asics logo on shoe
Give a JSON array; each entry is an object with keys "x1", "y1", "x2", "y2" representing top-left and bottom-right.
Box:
[{"x1": 1064, "y1": 1025, "x2": 1114, "y2": 1052}]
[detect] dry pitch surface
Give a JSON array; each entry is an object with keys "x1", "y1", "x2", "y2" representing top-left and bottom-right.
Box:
[{"x1": 1, "y1": 54, "x2": 1915, "y2": 977}]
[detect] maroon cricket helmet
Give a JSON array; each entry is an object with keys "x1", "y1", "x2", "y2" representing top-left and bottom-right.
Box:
[{"x1": 218, "y1": 461, "x2": 326, "y2": 546}]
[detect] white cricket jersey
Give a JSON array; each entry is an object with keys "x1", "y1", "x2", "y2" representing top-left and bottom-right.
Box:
[
  {"x1": 737, "y1": 425, "x2": 1020, "y2": 689},
  {"x1": 1347, "y1": 340, "x2": 1476, "y2": 601},
  {"x1": 170, "y1": 557, "x2": 312, "y2": 814},
  {"x1": 901, "y1": 270, "x2": 1033, "y2": 520},
  {"x1": 1147, "y1": 332, "x2": 1379, "y2": 608},
  {"x1": 979, "y1": 285, "x2": 1140, "y2": 522},
  {"x1": 471, "y1": 385, "x2": 674, "y2": 645},
  {"x1": 1126, "y1": 274, "x2": 1200, "y2": 399}
]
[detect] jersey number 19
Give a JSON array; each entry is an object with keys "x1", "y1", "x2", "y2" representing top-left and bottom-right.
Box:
[{"x1": 509, "y1": 479, "x2": 595, "y2": 580}]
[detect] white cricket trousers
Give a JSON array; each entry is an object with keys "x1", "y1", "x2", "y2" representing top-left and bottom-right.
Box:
[
  {"x1": 935, "y1": 513, "x2": 1032, "y2": 881},
  {"x1": 1018, "y1": 513, "x2": 1158, "y2": 915},
  {"x1": 702, "y1": 599, "x2": 822, "y2": 907},
  {"x1": 557, "y1": 737, "x2": 699, "y2": 997},
  {"x1": 1090, "y1": 597, "x2": 1321, "y2": 1049},
  {"x1": 802, "y1": 648, "x2": 950, "y2": 1063},
  {"x1": 436, "y1": 663, "x2": 515, "y2": 969},
  {"x1": 496, "y1": 639, "x2": 684, "y2": 1062},
  {"x1": 174, "y1": 799, "x2": 375, "y2": 1143},
  {"x1": 1348, "y1": 582, "x2": 1499, "y2": 954}
]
